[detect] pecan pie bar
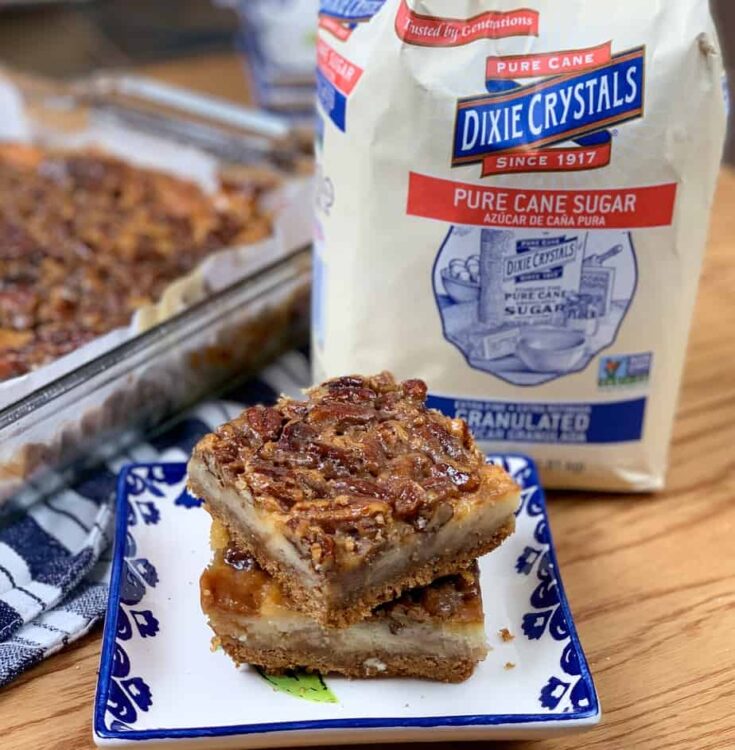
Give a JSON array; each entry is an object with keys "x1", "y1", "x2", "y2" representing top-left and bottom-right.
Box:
[
  {"x1": 201, "y1": 522, "x2": 488, "y2": 682},
  {"x1": 188, "y1": 372, "x2": 519, "y2": 627}
]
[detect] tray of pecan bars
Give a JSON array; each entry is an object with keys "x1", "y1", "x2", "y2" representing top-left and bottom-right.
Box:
[{"x1": 0, "y1": 70, "x2": 313, "y2": 506}]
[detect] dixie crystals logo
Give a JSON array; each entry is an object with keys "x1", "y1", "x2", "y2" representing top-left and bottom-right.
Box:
[{"x1": 453, "y1": 44, "x2": 645, "y2": 176}]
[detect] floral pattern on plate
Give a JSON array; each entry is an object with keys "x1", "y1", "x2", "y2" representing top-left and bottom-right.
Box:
[{"x1": 95, "y1": 455, "x2": 599, "y2": 748}]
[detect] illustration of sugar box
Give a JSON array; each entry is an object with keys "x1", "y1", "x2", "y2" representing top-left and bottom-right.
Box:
[
  {"x1": 469, "y1": 230, "x2": 521, "y2": 360},
  {"x1": 470, "y1": 229, "x2": 589, "y2": 361},
  {"x1": 579, "y1": 245, "x2": 622, "y2": 316}
]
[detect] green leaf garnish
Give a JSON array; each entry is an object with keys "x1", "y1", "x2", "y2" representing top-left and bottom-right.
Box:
[{"x1": 256, "y1": 668, "x2": 338, "y2": 703}]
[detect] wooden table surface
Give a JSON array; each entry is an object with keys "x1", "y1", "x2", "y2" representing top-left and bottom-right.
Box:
[{"x1": 1, "y1": 54, "x2": 734, "y2": 750}]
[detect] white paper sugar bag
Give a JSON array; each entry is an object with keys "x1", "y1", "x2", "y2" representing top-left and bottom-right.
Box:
[
  {"x1": 0, "y1": 77, "x2": 31, "y2": 141},
  {"x1": 312, "y1": 0, "x2": 727, "y2": 491}
]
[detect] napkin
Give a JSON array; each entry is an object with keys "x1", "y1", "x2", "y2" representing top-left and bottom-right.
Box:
[{"x1": 0, "y1": 352, "x2": 310, "y2": 688}]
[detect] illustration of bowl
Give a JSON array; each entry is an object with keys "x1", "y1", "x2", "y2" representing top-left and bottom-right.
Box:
[
  {"x1": 516, "y1": 327, "x2": 587, "y2": 373},
  {"x1": 441, "y1": 268, "x2": 480, "y2": 303}
]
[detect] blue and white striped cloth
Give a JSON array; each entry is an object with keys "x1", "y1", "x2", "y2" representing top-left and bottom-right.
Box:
[{"x1": 0, "y1": 352, "x2": 310, "y2": 688}]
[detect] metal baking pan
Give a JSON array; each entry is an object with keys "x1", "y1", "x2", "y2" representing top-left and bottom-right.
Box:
[{"x1": 0, "y1": 246, "x2": 310, "y2": 509}]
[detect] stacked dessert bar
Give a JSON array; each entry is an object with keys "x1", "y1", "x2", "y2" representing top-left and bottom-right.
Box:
[{"x1": 188, "y1": 372, "x2": 519, "y2": 682}]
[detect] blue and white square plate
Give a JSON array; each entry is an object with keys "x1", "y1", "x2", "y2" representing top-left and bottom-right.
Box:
[{"x1": 94, "y1": 454, "x2": 600, "y2": 748}]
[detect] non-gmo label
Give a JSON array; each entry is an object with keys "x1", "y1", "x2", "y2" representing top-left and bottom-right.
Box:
[{"x1": 598, "y1": 352, "x2": 652, "y2": 387}]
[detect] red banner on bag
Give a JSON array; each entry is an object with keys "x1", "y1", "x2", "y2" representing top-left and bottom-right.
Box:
[
  {"x1": 485, "y1": 41, "x2": 612, "y2": 79},
  {"x1": 481, "y1": 140, "x2": 612, "y2": 176},
  {"x1": 395, "y1": 0, "x2": 539, "y2": 47},
  {"x1": 406, "y1": 172, "x2": 677, "y2": 229},
  {"x1": 317, "y1": 38, "x2": 364, "y2": 95},
  {"x1": 319, "y1": 15, "x2": 354, "y2": 41}
]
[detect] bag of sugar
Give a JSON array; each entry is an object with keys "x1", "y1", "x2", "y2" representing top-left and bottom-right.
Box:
[{"x1": 313, "y1": 0, "x2": 727, "y2": 490}]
